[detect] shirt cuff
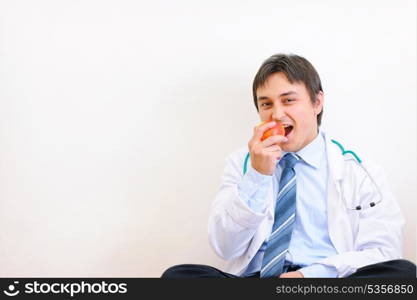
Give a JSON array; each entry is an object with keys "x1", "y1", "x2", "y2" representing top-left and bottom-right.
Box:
[
  {"x1": 298, "y1": 264, "x2": 339, "y2": 278},
  {"x1": 237, "y1": 166, "x2": 271, "y2": 213}
]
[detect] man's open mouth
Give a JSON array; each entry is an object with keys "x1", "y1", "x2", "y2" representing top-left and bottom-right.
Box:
[{"x1": 283, "y1": 124, "x2": 293, "y2": 137}]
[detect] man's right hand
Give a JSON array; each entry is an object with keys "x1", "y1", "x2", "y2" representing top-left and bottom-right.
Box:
[{"x1": 248, "y1": 121, "x2": 288, "y2": 176}]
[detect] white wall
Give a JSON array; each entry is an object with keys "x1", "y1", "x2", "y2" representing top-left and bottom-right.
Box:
[{"x1": 0, "y1": 0, "x2": 415, "y2": 277}]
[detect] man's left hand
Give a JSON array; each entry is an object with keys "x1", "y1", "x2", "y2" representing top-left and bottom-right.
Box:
[{"x1": 279, "y1": 271, "x2": 304, "y2": 278}]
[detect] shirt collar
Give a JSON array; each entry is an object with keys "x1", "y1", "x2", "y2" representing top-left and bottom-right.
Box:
[{"x1": 293, "y1": 130, "x2": 325, "y2": 169}]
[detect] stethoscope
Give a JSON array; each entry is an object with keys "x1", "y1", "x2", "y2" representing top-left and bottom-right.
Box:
[{"x1": 242, "y1": 139, "x2": 383, "y2": 211}]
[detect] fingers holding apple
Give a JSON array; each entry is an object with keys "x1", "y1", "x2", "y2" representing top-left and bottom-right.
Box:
[{"x1": 248, "y1": 120, "x2": 288, "y2": 175}]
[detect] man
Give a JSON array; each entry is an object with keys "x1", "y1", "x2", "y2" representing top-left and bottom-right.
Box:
[{"x1": 162, "y1": 54, "x2": 416, "y2": 278}]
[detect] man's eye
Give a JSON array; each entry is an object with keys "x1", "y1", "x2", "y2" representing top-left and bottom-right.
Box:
[
  {"x1": 261, "y1": 102, "x2": 272, "y2": 107},
  {"x1": 284, "y1": 98, "x2": 295, "y2": 103}
]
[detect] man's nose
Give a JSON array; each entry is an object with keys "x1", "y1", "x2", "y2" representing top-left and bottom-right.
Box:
[{"x1": 272, "y1": 105, "x2": 286, "y2": 121}]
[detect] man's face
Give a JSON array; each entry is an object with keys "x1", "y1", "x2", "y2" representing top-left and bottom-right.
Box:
[{"x1": 256, "y1": 72, "x2": 323, "y2": 152}]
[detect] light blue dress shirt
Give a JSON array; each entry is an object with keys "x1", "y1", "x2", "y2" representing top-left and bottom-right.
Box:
[{"x1": 237, "y1": 130, "x2": 338, "y2": 277}]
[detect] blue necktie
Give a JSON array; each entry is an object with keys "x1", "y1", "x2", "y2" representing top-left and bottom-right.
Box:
[{"x1": 260, "y1": 153, "x2": 299, "y2": 277}]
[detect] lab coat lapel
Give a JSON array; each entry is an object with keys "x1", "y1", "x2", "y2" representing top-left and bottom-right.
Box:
[{"x1": 325, "y1": 134, "x2": 350, "y2": 253}]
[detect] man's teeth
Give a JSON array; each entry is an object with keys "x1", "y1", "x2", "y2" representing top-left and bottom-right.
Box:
[{"x1": 283, "y1": 124, "x2": 292, "y2": 128}]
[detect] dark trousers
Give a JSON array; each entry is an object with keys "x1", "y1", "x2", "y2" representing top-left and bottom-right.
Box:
[{"x1": 161, "y1": 259, "x2": 416, "y2": 278}]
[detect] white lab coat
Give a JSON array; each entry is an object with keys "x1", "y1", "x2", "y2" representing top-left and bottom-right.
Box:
[{"x1": 208, "y1": 131, "x2": 404, "y2": 277}]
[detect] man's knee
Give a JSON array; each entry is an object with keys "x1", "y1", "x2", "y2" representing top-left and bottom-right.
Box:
[
  {"x1": 392, "y1": 259, "x2": 416, "y2": 277},
  {"x1": 161, "y1": 264, "x2": 189, "y2": 278},
  {"x1": 349, "y1": 259, "x2": 416, "y2": 278},
  {"x1": 161, "y1": 264, "x2": 234, "y2": 278}
]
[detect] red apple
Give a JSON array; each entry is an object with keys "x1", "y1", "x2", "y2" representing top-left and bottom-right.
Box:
[{"x1": 260, "y1": 122, "x2": 285, "y2": 141}]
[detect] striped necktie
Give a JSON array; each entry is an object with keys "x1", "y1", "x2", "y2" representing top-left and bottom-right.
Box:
[{"x1": 260, "y1": 153, "x2": 299, "y2": 277}]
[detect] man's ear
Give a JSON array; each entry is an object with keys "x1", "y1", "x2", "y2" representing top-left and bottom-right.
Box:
[{"x1": 314, "y1": 91, "x2": 324, "y2": 115}]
